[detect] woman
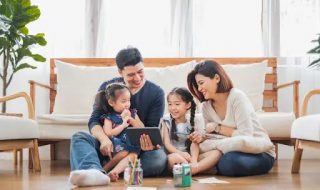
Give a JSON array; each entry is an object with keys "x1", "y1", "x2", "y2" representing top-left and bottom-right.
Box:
[{"x1": 187, "y1": 60, "x2": 275, "y2": 176}]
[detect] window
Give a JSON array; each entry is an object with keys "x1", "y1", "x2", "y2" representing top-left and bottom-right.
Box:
[
  {"x1": 193, "y1": 0, "x2": 263, "y2": 57},
  {"x1": 280, "y1": 0, "x2": 320, "y2": 56},
  {"x1": 96, "y1": 0, "x2": 173, "y2": 57}
]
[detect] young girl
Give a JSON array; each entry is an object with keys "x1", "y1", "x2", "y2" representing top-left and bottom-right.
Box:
[
  {"x1": 160, "y1": 87, "x2": 201, "y2": 175},
  {"x1": 96, "y1": 83, "x2": 144, "y2": 182}
]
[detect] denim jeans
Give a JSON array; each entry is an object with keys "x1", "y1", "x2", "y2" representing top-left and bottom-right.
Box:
[
  {"x1": 70, "y1": 132, "x2": 167, "y2": 176},
  {"x1": 216, "y1": 151, "x2": 275, "y2": 177}
]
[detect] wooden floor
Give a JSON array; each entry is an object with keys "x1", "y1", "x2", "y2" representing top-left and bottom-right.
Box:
[{"x1": 0, "y1": 159, "x2": 319, "y2": 190}]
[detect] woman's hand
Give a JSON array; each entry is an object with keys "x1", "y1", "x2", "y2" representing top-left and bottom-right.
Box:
[
  {"x1": 206, "y1": 122, "x2": 218, "y2": 133},
  {"x1": 188, "y1": 131, "x2": 204, "y2": 144},
  {"x1": 99, "y1": 138, "x2": 113, "y2": 160},
  {"x1": 140, "y1": 134, "x2": 161, "y2": 151}
]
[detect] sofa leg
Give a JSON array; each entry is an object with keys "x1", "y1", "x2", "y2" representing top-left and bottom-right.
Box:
[
  {"x1": 28, "y1": 149, "x2": 33, "y2": 169},
  {"x1": 32, "y1": 139, "x2": 41, "y2": 172},
  {"x1": 14, "y1": 149, "x2": 18, "y2": 166},
  {"x1": 275, "y1": 143, "x2": 278, "y2": 160},
  {"x1": 19, "y1": 149, "x2": 23, "y2": 165},
  {"x1": 291, "y1": 139, "x2": 303, "y2": 173},
  {"x1": 50, "y1": 144, "x2": 56, "y2": 160}
]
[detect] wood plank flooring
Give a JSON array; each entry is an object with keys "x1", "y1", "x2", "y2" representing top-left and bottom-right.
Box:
[{"x1": 0, "y1": 159, "x2": 319, "y2": 190}]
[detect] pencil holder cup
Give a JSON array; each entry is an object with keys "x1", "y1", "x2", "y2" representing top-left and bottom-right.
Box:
[{"x1": 124, "y1": 159, "x2": 143, "y2": 186}]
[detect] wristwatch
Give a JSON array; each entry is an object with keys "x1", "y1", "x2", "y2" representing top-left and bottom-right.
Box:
[{"x1": 214, "y1": 123, "x2": 222, "y2": 134}]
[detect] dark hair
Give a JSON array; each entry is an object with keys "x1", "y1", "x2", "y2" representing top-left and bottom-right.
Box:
[
  {"x1": 96, "y1": 83, "x2": 130, "y2": 113},
  {"x1": 167, "y1": 87, "x2": 196, "y2": 152},
  {"x1": 115, "y1": 47, "x2": 143, "y2": 70},
  {"x1": 187, "y1": 60, "x2": 233, "y2": 102}
]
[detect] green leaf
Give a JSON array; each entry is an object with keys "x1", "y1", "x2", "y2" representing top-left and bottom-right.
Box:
[
  {"x1": 30, "y1": 54, "x2": 46, "y2": 62},
  {"x1": 307, "y1": 46, "x2": 320, "y2": 54},
  {"x1": 0, "y1": 15, "x2": 11, "y2": 33},
  {"x1": 0, "y1": 37, "x2": 9, "y2": 48},
  {"x1": 19, "y1": 26, "x2": 29, "y2": 34},
  {"x1": 14, "y1": 63, "x2": 37, "y2": 73},
  {"x1": 35, "y1": 33, "x2": 46, "y2": 46},
  {"x1": 308, "y1": 58, "x2": 320, "y2": 68},
  {"x1": 21, "y1": 0, "x2": 31, "y2": 7}
]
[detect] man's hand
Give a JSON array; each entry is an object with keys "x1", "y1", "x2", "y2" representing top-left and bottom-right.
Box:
[
  {"x1": 188, "y1": 131, "x2": 204, "y2": 144},
  {"x1": 100, "y1": 139, "x2": 113, "y2": 159},
  {"x1": 140, "y1": 134, "x2": 161, "y2": 151}
]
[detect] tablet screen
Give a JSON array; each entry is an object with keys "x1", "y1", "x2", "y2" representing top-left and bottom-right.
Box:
[{"x1": 126, "y1": 127, "x2": 163, "y2": 146}]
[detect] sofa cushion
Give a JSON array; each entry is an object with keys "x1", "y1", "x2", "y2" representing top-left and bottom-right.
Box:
[
  {"x1": 37, "y1": 114, "x2": 89, "y2": 139},
  {"x1": 53, "y1": 60, "x2": 118, "y2": 114},
  {"x1": 0, "y1": 116, "x2": 39, "y2": 140},
  {"x1": 291, "y1": 114, "x2": 320, "y2": 142},
  {"x1": 257, "y1": 112, "x2": 295, "y2": 138},
  {"x1": 144, "y1": 60, "x2": 197, "y2": 113},
  {"x1": 223, "y1": 61, "x2": 267, "y2": 111},
  {"x1": 53, "y1": 60, "x2": 267, "y2": 115}
]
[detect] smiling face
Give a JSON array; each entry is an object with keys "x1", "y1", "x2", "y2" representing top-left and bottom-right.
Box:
[
  {"x1": 167, "y1": 94, "x2": 191, "y2": 121},
  {"x1": 119, "y1": 62, "x2": 145, "y2": 90},
  {"x1": 195, "y1": 73, "x2": 220, "y2": 100},
  {"x1": 108, "y1": 89, "x2": 131, "y2": 113}
]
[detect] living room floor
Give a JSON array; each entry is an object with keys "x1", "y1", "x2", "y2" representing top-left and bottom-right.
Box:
[{"x1": 0, "y1": 159, "x2": 319, "y2": 190}]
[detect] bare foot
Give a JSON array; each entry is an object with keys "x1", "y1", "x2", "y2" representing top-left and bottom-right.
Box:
[
  {"x1": 108, "y1": 171, "x2": 119, "y2": 182},
  {"x1": 191, "y1": 163, "x2": 199, "y2": 175}
]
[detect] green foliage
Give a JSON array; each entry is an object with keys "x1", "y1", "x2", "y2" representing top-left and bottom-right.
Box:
[
  {"x1": 0, "y1": 0, "x2": 47, "y2": 112},
  {"x1": 307, "y1": 33, "x2": 320, "y2": 68}
]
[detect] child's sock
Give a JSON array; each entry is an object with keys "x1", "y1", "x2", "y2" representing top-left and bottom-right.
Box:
[{"x1": 69, "y1": 169, "x2": 110, "y2": 187}]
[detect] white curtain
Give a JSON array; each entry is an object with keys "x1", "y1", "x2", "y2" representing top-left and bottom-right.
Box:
[
  {"x1": 262, "y1": 0, "x2": 280, "y2": 56},
  {"x1": 170, "y1": 0, "x2": 193, "y2": 56},
  {"x1": 85, "y1": 0, "x2": 103, "y2": 57}
]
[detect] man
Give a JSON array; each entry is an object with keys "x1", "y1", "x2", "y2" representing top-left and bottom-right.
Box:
[{"x1": 69, "y1": 47, "x2": 167, "y2": 187}]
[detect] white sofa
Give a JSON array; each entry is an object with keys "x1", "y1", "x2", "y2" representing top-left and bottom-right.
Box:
[{"x1": 29, "y1": 58, "x2": 298, "y2": 159}]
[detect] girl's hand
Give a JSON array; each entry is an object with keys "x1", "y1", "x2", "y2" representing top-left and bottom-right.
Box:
[
  {"x1": 188, "y1": 131, "x2": 204, "y2": 144},
  {"x1": 206, "y1": 122, "x2": 218, "y2": 133},
  {"x1": 121, "y1": 109, "x2": 131, "y2": 119},
  {"x1": 178, "y1": 152, "x2": 191, "y2": 162},
  {"x1": 122, "y1": 116, "x2": 131, "y2": 128}
]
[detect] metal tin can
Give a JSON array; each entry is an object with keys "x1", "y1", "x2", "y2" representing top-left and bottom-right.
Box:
[
  {"x1": 181, "y1": 163, "x2": 192, "y2": 187},
  {"x1": 173, "y1": 164, "x2": 183, "y2": 187}
]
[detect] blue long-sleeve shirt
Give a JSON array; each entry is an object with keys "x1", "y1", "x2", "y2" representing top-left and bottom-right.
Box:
[{"x1": 88, "y1": 77, "x2": 165, "y2": 132}]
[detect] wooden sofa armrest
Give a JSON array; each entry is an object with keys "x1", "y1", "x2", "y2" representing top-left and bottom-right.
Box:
[
  {"x1": 29, "y1": 80, "x2": 56, "y2": 111},
  {"x1": 301, "y1": 89, "x2": 320, "y2": 116},
  {"x1": 276, "y1": 80, "x2": 300, "y2": 118},
  {"x1": 0, "y1": 92, "x2": 35, "y2": 119}
]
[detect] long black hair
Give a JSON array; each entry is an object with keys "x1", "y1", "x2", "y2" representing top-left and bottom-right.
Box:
[
  {"x1": 167, "y1": 87, "x2": 196, "y2": 152},
  {"x1": 95, "y1": 83, "x2": 130, "y2": 113}
]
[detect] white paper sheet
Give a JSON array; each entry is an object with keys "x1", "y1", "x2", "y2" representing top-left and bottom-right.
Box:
[{"x1": 195, "y1": 177, "x2": 229, "y2": 184}]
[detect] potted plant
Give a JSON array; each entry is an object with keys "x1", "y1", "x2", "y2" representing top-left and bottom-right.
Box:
[
  {"x1": 0, "y1": 0, "x2": 46, "y2": 113},
  {"x1": 307, "y1": 33, "x2": 320, "y2": 68}
]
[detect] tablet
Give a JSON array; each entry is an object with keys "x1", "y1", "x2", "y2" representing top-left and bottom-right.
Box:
[{"x1": 126, "y1": 127, "x2": 163, "y2": 146}]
